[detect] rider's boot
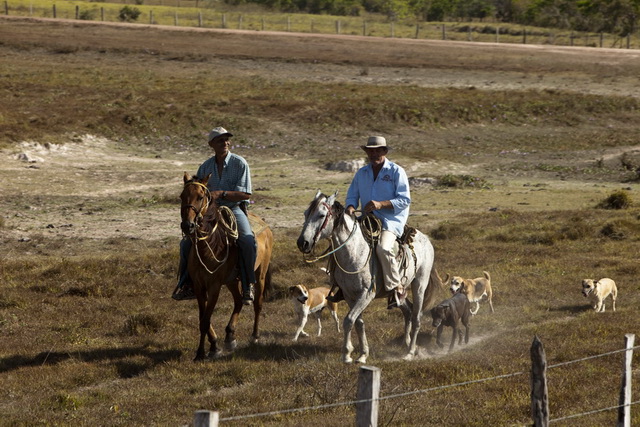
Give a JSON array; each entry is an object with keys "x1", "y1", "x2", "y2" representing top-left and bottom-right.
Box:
[
  {"x1": 326, "y1": 286, "x2": 344, "y2": 303},
  {"x1": 242, "y1": 283, "x2": 255, "y2": 305}
]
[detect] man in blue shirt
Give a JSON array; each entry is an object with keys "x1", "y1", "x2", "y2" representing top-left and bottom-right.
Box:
[
  {"x1": 344, "y1": 135, "x2": 411, "y2": 309},
  {"x1": 172, "y1": 127, "x2": 257, "y2": 305}
]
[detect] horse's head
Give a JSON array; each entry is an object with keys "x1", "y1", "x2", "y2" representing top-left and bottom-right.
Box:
[
  {"x1": 180, "y1": 172, "x2": 212, "y2": 236},
  {"x1": 296, "y1": 190, "x2": 339, "y2": 254}
]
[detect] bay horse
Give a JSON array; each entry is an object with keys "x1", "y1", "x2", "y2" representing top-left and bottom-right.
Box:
[
  {"x1": 180, "y1": 172, "x2": 273, "y2": 361},
  {"x1": 296, "y1": 191, "x2": 444, "y2": 363}
]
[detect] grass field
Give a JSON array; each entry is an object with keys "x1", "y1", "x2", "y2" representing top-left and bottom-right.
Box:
[
  {"x1": 4, "y1": 0, "x2": 640, "y2": 47},
  {"x1": 0, "y1": 15, "x2": 639, "y2": 426}
]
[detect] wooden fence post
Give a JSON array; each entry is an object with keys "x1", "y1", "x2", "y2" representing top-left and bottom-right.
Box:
[
  {"x1": 531, "y1": 336, "x2": 549, "y2": 427},
  {"x1": 356, "y1": 365, "x2": 381, "y2": 427},
  {"x1": 174, "y1": 11, "x2": 178, "y2": 26},
  {"x1": 194, "y1": 410, "x2": 218, "y2": 427},
  {"x1": 198, "y1": 12, "x2": 202, "y2": 27},
  {"x1": 238, "y1": 14, "x2": 242, "y2": 30},
  {"x1": 4, "y1": 1, "x2": 8, "y2": 15},
  {"x1": 150, "y1": 10, "x2": 153, "y2": 24},
  {"x1": 75, "y1": 5, "x2": 79, "y2": 19},
  {"x1": 617, "y1": 333, "x2": 635, "y2": 427},
  {"x1": 222, "y1": 14, "x2": 226, "y2": 29},
  {"x1": 390, "y1": 22, "x2": 394, "y2": 38},
  {"x1": 441, "y1": 24, "x2": 445, "y2": 40},
  {"x1": 52, "y1": 4, "x2": 56, "y2": 18},
  {"x1": 496, "y1": 26, "x2": 499, "y2": 43}
]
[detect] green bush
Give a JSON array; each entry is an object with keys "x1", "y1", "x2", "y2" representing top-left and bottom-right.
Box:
[{"x1": 118, "y1": 6, "x2": 141, "y2": 22}]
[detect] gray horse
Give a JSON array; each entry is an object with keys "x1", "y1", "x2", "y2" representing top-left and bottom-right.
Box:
[{"x1": 297, "y1": 191, "x2": 444, "y2": 363}]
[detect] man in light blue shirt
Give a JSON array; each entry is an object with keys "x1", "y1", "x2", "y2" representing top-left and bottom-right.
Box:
[
  {"x1": 173, "y1": 127, "x2": 257, "y2": 305},
  {"x1": 344, "y1": 135, "x2": 411, "y2": 309}
]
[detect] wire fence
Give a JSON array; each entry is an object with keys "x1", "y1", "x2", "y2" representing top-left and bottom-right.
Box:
[
  {"x1": 3, "y1": 0, "x2": 640, "y2": 49},
  {"x1": 208, "y1": 341, "x2": 640, "y2": 424}
]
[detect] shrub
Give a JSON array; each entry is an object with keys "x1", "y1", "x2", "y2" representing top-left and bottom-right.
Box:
[
  {"x1": 436, "y1": 174, "x2": 492, "y2": 189},
  {"x1": 596, "y1": 190, "x2": 632, "y2": 210},
  {"x1": 78, "y1": 9, "x2": 96, "y2": 20},
  {"x1": 118, "y1": 6, "x2": 141, "y2": 22}
]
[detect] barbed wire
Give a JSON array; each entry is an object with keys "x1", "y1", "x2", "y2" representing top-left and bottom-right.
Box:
[
  {"x1": 218, "y1": 342, "x2": 639, "y2": 423},
  {"x1": 550, "y1": 400, "x2": 640, "y2": 423}
]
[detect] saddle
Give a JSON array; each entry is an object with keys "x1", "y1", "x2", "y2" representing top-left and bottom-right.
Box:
[{"x1": 326, "y1": 216, "x2": 418, "y2": 295}]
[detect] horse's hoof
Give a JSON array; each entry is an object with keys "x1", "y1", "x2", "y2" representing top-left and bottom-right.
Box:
[
  {"x1": 402, "y1": 353, "x2": 414, "y2": 361},
  {"x1": 356, "y1": 355, "x2": 368, "y2": 364},
  {"x1": 208, "y1": 349, "x2": 223, "y2": 359},
  {"x1": 250, "y1": 335, "x2": 260, "y2": 344},
  {"x1": 342, "y1": 356, "x2": 354, "y2": 364},
  {"x1": 225, "y1": 340, "x2": 237, "y2": 351}
]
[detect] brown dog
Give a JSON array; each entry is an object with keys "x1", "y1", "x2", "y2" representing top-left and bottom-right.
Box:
[
  {"x1": 582, "y1": 278, "x2": 617, "y2": 312},
  {"x1": 431, "y1": 292, "x2": 471, "y2": 352},
  {"x1": 448, "y1": 271, "x2": 494, "y2": 315},
  {"x1": 289, "y1": 284, "x2": 340, "y2": 341}
]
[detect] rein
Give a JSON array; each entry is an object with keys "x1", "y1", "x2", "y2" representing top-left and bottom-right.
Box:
[
  {"x1": 303, "y1": 203, "x2": 378, "y2": 276},
  {"x1": 303, "y1": 202, "x2": 356, "y2": 263},
  {"x1": 182, "y1": 180, "x2": 239, "y2": 274}
]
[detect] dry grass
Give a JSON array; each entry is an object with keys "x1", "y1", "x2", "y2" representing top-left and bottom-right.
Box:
[{"x1": 1, "y1": 17, "x2": 639, "y2": 426}]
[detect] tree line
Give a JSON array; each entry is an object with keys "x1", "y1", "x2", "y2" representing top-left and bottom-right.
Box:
[{"x1": 217, "y1": 0, "x2": 640, "y2": 36}]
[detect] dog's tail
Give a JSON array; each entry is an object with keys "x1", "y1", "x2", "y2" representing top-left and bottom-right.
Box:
[
  {"x1": 483, "y1": 271, "x2": 491, "y2": 281},
  {"x1": 423, "y1": 266, "x2": 448, "y2": 310}
]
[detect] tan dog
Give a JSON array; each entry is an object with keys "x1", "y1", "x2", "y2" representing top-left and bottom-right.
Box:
[
  {"x1": 582, "y1": 278, "x2": 617, "y2": 312},
  {"x1": 289, "y1": 285, "x2": 340, "y2": 341},
  {"x1": 448, "y1": 271, "x2": 494, "y2": 315}
]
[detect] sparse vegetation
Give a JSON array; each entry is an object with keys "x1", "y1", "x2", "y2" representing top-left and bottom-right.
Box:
[
  {"x1": 596, "y1": 189, "x2": 633, "y2": 209},
  {"x1": 0, "y1": 18, "x2": 639, "y2": 427}
]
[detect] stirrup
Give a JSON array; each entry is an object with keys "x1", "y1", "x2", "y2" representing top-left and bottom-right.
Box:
[
  {"x1": 172, "y1": 286, "x2": 196, "y2": 301},
  {"x1": 242, "y1": 284, "x2": 255, "y2": 305},
  {"x1": 326, "y1": 288, "x2": 344, "y2": 303}
]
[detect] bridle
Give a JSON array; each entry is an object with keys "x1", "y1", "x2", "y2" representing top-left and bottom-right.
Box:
[
  {"x1": 182, "y1": 181, "x2": 211, "y2": 226},
  {"x1": 303, "y1": 200, "x2": 370, "y2": 273},
  {"x1": 181, "y1": 180, "x2": 238, "y2": 274}
]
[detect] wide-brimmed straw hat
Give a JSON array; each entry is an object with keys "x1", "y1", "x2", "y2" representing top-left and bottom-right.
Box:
[
  {"x1": 361, "y1": 136, "x2": 389, "y2": 150},
  {"x1": 208, "y1": 127, "x2": 233, "y2": 146}
]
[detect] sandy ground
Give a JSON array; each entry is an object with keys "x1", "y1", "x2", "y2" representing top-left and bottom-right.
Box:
[{"x1": 1, "y1": 16, "x2": 639, "y2": 250}]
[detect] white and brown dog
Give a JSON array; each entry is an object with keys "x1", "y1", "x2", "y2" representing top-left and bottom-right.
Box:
[
  {"x1": 448, "y1": 271, "x2": 494, "y2": 315},
  {"x1": 582, "y1": 278, "x2": 617, "y2": 312},
  {"x1": 289, "y1": 284, "x2": 340, "y2": 341}
]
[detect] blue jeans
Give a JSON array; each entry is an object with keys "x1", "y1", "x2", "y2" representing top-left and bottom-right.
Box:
[{"x1": 178, "y1": 205, "x2": 257, "y2": 291}]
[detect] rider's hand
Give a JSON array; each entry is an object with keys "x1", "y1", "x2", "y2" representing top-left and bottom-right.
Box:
[{"x1": 364, "y1": 200, "x2": 382, "y2": 212}]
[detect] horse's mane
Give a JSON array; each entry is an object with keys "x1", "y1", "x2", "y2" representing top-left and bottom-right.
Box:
[{"x1": 308, "y1": 193, "x2": 348, "y2": 229}]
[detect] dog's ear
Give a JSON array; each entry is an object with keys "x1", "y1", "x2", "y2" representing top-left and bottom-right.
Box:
[{"x1": 288, "y1": 285, "x2": 296, "y2": 293}]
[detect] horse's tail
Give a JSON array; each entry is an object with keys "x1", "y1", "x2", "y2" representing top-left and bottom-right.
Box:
[
  {"x1": 262, "y1": 264, "x2": 274, "y2": 301},
  {"x1": 423, "y1": 265, "x2": 447, "y2": 310}
]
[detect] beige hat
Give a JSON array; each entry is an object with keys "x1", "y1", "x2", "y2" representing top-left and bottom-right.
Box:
[
  {"x1": 208, "y1": 126, "x2": 233, "y2": 146},
  {"x1": 361, "y1": 136, "x2": 388, "y2": 150}
]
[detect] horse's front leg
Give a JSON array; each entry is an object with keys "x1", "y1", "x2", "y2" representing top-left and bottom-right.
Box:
[
  {"x1": 195, "y1": 287, "x2": 219, "y2": 361},
  {"x1": 225, "y1": 280, "x2": 243, "y2": 351},
  {"x1": 354, "y1": 315, "x2": 369, "y2": 364},
  {"x1": 342, "y1": 292, "x2": 375, "y2": 364}
]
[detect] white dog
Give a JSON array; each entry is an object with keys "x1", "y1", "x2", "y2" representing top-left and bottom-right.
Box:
[
  {"x1": 289, "y1": 285, "x2": 340, "y2": 341},
  {"x1": 582, "y1": 278, "x2": 617, "y2": 312},
  {"x1": 448, "y1": 271, "x2": 494, "y2": 315}
]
